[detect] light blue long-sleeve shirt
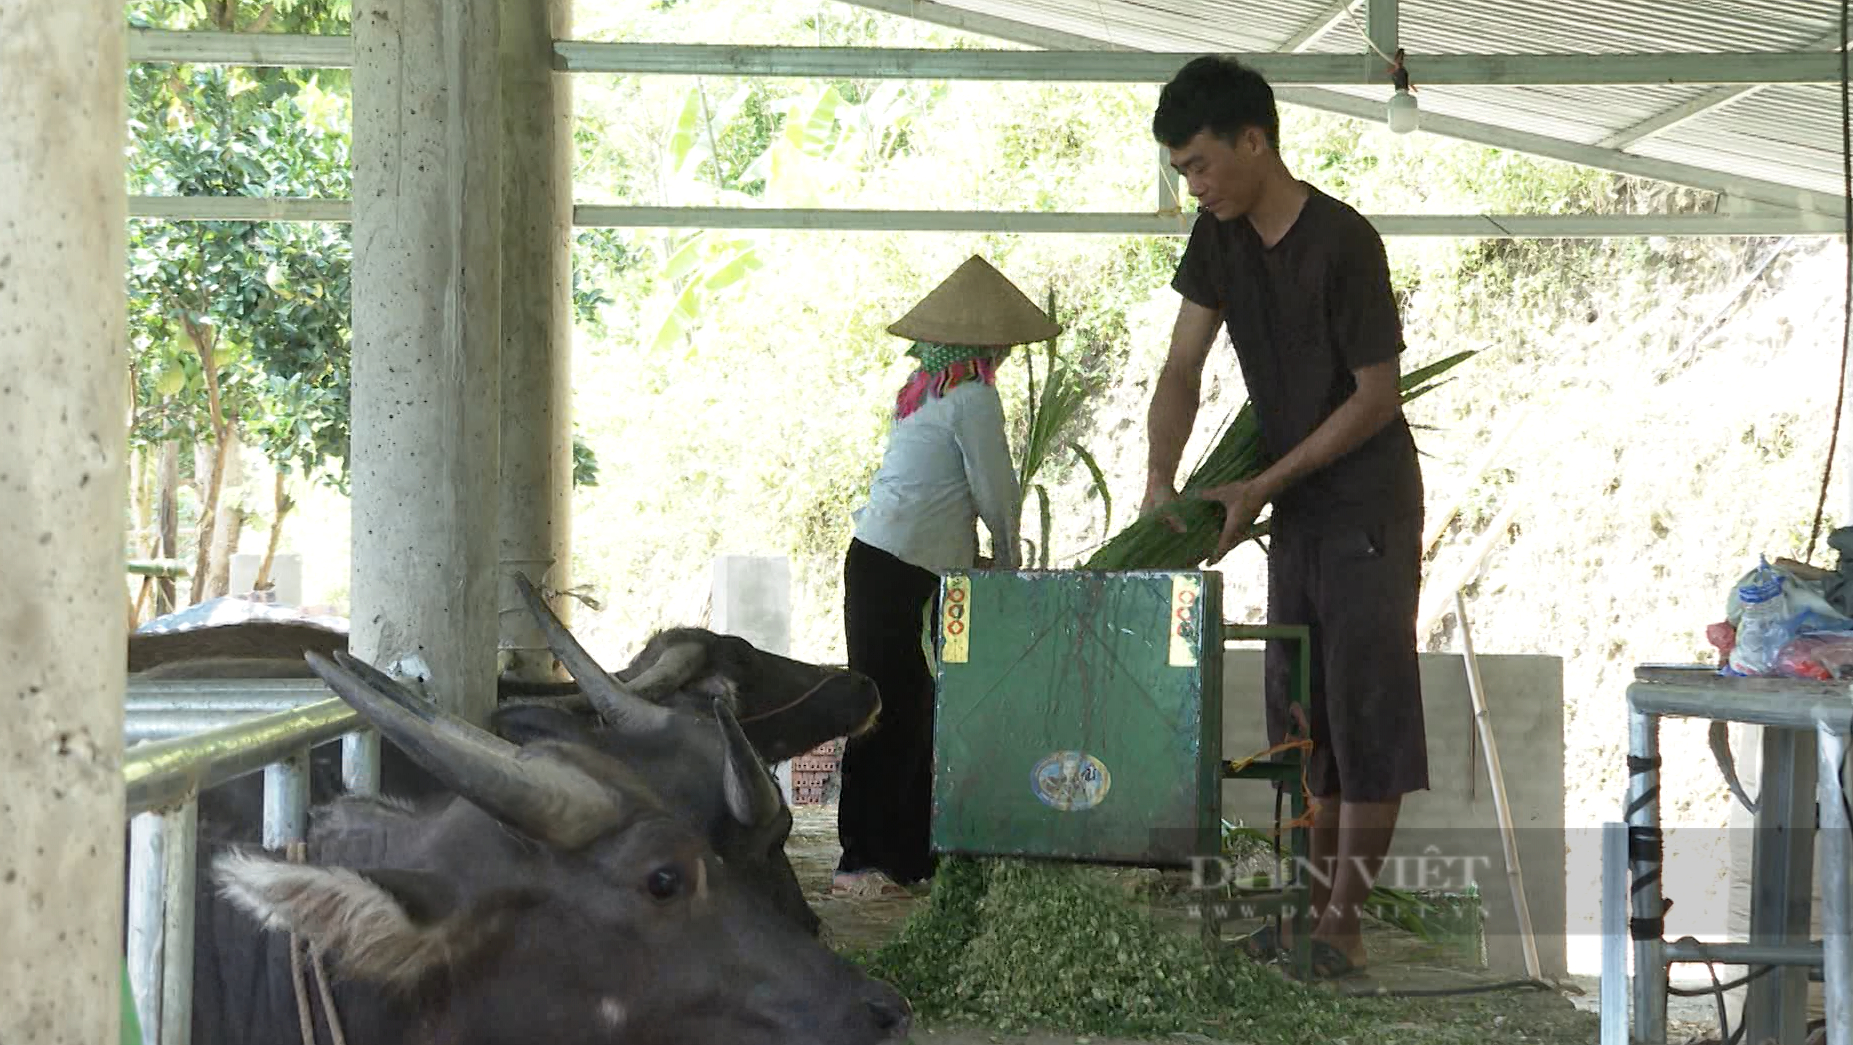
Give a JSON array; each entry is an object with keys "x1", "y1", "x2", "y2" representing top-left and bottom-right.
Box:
[{"x1": 852, "y1": 380, "x2": 1022, "y2": 573}]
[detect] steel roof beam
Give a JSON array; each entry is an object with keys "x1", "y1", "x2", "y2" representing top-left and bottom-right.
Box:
[
  {"x1": 1368, "y1": 0, "x2": 1397, "y2": 60},
  {"x1": 552, "y1": 42, "x2": 1843, "y2": 87},
  {"x1": 576, "y1": 205, "x2": 1847, "y2": 236},
  {"x1": 1279, "y1": 0, "x2": 1358, "y2": 54},
  {"x1": 127, "y1": 196, "x2": 1848, "y2": 236},
  {"x1": 815, "y1": 0, "x2": 1115, "y2": 51},
  {"x1": 128, "y1": 27, "x2": 350, "y2": 67},
  {"x1": 126, "y1": 29, "x2": 1848, "y2": 86}
]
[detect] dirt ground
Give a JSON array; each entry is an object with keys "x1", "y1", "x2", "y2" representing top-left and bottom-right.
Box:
[{"x1": 787, "y1": 804, "x2": 1613, "y2": 1045}]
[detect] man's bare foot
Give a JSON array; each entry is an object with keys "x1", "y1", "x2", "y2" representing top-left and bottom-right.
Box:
[{"x1": 1312, "y1": 931, "x2": 1367, "y2": 968}]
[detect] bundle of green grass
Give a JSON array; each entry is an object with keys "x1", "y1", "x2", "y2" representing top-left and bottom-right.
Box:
[
  {"x1": 846, "y1": 351, "x2": 1482, "y2": 1040},
  {"x1": 1086, "y1": 349, "x2": 1475, "y2": 570}
]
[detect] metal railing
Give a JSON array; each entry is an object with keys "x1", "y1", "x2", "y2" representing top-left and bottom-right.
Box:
[
  {"x1": 122, "y1": 679, "x2": 378, "y2": 1045},
  {"x1": 126, "y1": 678, "x2": 327, "y2": 743}
]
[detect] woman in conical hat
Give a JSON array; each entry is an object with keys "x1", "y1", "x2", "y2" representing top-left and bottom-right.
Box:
[{"x1": 832, "y1": 255, "x2": 1060, "y2": 897}]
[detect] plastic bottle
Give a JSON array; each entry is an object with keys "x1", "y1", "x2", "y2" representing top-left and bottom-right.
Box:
[{"x1": 1728, "y1": 558, "x2": 1790, "y2": 677}]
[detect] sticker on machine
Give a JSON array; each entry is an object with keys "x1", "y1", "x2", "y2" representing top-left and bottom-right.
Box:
[
  {"x1": 941, "y1": 575, "x2": 971, "y2": 664},
  {"x1": 1169, "y1": 573, "x2": 1201, "y2": 667},
  {"x1": 1030, "y1": 750, "x2": 1112, "y2": 811}
]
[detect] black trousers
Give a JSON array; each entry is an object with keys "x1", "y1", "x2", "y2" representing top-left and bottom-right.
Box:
[
  {"x1": 1264, "y1": 512, "x2": 1429, "y2": 803},
  {"x1": 835, "y1": 537, "x2": 941, "y2": 883}
]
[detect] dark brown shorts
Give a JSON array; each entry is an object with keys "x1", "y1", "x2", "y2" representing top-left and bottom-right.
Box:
[{"x1": 1263, "y1": 513, "x2": 1429, "y2": 803}]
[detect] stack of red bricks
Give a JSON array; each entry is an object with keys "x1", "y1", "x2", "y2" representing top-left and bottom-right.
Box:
[{"x1": 787, "y1": 738, "x2": 844, "y2": 806}]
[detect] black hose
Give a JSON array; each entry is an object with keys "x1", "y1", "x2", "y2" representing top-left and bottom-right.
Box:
[
  {"x1": 1342, "y1": 978, "x2": 1556, "y2": 999},
  {"x1": 1666, "y1": 962, "x2": 1777, "y2": 998}
]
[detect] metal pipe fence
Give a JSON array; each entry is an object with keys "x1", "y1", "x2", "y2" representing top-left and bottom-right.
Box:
[{"x1": 121, "y1": 680, "x2": 376, "y2": 1045}]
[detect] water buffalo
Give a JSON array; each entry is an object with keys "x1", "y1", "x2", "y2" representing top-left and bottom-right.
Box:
[
  {"x1": 328, "y1": 633, "x2": 824, "y2": 938},
  {"x1": 129, "y1": 586, "x2": 882, "y2": 764},
  {"x1": 489, "y1": 573, "x2": 825, "y2": 936},
  {"x1": 137, "y1": 581, "x2": 835, "y2": 935},
  {"x1": 194, "y1": 649, "x2": 912, "y2": 1045}
]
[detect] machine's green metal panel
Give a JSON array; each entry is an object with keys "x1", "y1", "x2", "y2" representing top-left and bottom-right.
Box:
[{"x1": 929, "y1": 569, "x2": 1223, "y2": 868}]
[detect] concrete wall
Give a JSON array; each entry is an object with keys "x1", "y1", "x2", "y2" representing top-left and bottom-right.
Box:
[
  {"x1": 0, "y1": 3, "x2": 129, "y2": 1039},
  {"x1": 1220, "y1": 650, "x2": 1568, "y2": 979},
  {"x1": 711, "y1": 555, "x2": 793, "y2": 656},
  {"x1": 712, "y1": 555, "x2": 796, "y2": 799},
  {"x1": 229, "y1": 552, "x2": 302, "y2": 606}
]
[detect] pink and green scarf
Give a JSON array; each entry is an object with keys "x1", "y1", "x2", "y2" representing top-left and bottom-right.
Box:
[{"x1": 894, "y1": 342, "x2": 1007, "y2": 421}]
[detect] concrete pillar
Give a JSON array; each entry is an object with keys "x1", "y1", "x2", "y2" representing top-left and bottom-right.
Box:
[
  {"x1": 495, "y1": 0, "x2": 575, "y2": 682},
  {"x1": 350, "y1": 0, "x2": 503, "y2": 725},
  {"x1": 0, "y1": 3, "x2": 129, "y2": 1040}
]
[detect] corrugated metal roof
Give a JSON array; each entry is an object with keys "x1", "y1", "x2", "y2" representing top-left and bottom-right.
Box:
[
  {"x1": 873, "y1": 0, "x2": 1849, "y2": 215},
  {"x1": 1638, "y1": 83, "x2": 1845, "y2": 195}
]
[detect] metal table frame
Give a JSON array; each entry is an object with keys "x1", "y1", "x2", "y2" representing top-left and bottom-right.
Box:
[{"x1": 1611, "y1": 666, "x2": 1851, "y2": 1045}]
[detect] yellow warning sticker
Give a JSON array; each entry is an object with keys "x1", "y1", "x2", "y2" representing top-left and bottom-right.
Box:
[
  {"x1": 942, "y1": 575, "x2": 972, "y2": 664},
  {"x1": 1169, "y1": 573, "x2": 1200, "y2": 667}
]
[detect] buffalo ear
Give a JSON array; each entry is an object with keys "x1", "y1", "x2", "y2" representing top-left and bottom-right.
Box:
[
  {"x1": 623, "y1": 640, "x2": 708, "y2": 701},
  {"x1": 213, "y1": 850, "x2": 537, "y2": 992}
]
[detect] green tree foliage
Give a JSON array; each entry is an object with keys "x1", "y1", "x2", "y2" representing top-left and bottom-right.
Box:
[
  {"x1": 122, "y1": 0, "x2": 599, "y2": 614},
  {"x1": 125, "y1": 0, "x2": 356, "y2": 608},
  {"x1": 126, "y1": 63, "x2": 353, "y2": 488}
]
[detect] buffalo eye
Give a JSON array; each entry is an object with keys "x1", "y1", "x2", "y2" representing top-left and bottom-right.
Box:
[{"x1": 646, "y1": 866, "x2": 682, "y2": 900}]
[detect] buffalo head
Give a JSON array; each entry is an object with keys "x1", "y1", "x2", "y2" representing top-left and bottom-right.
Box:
[
  {"x1": 616, "y1": 626, "x2": 882, "y2": 763},
  {"x1": 210, "y1": 649, "x2": 910, "y2": 1045},
  {"x1": 505, "y1": 573, "x2": 881, "y2": 763},
  {"x1": 498, "y1": 574, "x2": 823, "y2": 936}
]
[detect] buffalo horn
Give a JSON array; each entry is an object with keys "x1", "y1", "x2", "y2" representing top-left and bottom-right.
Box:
[
  {"x1": 511, "y1": 571, "x2": 673, "y2": 734},
  {"x1": 330, "y1": 651, "x2": 522, "y2": 760},
  {"x1": 714, "y1": 698, "x2": 783, "y2": 829},
  {"x1": 304, "y1": 651, "x2": 627, "y2": 849},
  {"x1": 624, "y1": 641, "x2": 707, "y2": 701}
]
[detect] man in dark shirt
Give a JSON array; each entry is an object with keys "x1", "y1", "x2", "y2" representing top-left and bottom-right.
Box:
[{"x1": 1141, "y1": 55, "x2": 1428, "y2": 980}]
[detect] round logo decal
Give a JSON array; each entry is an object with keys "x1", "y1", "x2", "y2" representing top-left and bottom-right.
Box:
[{"x1": 1030, "y1": 751, "x2": 1112, "y2": 811}]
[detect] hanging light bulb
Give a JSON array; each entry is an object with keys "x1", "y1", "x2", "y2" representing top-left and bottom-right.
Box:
[
  {"x1": 1386, "y1": 48, "x2": 1419, "y2": 134},
  {"x1": 1388, "y1": 86, "x2": 1419, "y2": 133}
]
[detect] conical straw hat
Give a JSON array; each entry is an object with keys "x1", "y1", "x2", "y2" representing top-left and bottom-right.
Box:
[{"x1": 886, "y1": 255, "x2": 1063, "y2": 347}]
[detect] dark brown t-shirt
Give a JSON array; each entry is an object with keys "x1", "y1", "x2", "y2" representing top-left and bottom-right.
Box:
[{"x1": 1171, "y1": 185, "x2": 1423, "y2": 530}]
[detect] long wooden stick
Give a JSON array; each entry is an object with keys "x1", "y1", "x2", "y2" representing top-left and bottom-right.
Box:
[{"x1": 1454, "y1": 590, "x2": 1542, "y2": 980}]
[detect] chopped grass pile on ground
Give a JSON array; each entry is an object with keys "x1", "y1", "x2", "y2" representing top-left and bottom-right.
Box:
[
  {"x1": 852, "y1": 857, "x2": 1371, "y2": 1041},
  {"x1": 845, "y1": 857, "x2": 1600, "y2": 1044}
]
